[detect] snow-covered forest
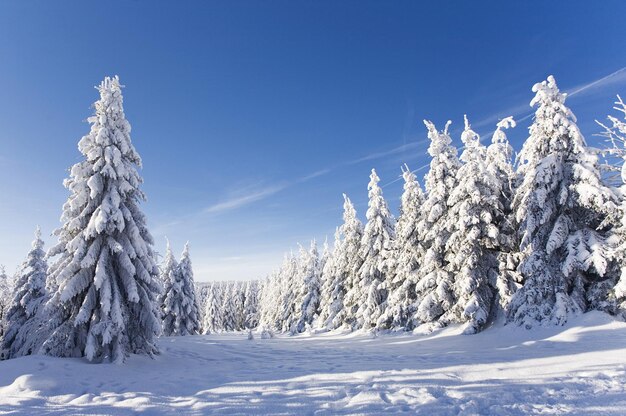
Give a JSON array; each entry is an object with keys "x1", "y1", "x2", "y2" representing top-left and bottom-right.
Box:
[
  {"x1": 196, "y1": 76, "x2": 626, "y2": 338},
  {"x1": 0, "y1": 75, "x2": 626, "y2": 369}
]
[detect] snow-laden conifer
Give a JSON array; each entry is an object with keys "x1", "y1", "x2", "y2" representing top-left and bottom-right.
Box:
[
  {"x1": 295, "y1": 240, "x2": 321, "y2": 333},
  {"x1": 316, "y1": 237, "x2": 335, "y2": 328},
  {"x1": 42, "y1": 76, "x2": 162, "y2": 363},
  {"x1": 0, "y1": 266, "x2": 11, "y2": 323},
  {"x1": 486, "y1": 117, "x2": 521, "y2": 312},
  {"x1": 243, "y1": 280, "x2": 259, "y2": 329},
  {"x1": 177, "y1": 243, "x2": 201, "y2": 335},
  {"x1": 598, "y1": 95, "x2": 626, "y2": 316},
  {"x1": 444, "y1": 116, "x2": 504, "y2": 333},
  {"x1": 202, "y1": 283, "x2": 222, "y2": 333},
  {"x1": 221, "y1": 282, "x2": 238, "y2": 331},
  {"x1": 161, "y1": 241, "x2": 187, "y2": 336},
  {"x1": 352, "y1": 169, "x2": 395, "y2": 330},
  {"x1": 413, "y1": 120, "x2": 461, "y2": 328},
  {"x1": 379, "y1": 165, "x2": 425, "y2": 330},
  {"x1": 1, "y1": 228, "x2": 48, "y2": 359},
  {"x1": 329, "y1": 195, "x2": 363, "y2": 329},
  {"x1": 508, "y1": 76, "x2": 615, "y2": 328}
]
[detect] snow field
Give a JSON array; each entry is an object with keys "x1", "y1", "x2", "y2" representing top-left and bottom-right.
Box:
[{"x1": 0, "y1": 311, "x2": 624, "y2": 415}]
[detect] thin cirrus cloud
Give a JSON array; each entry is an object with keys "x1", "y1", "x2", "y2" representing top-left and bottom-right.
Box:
[
  {"x1": 204, "y1": 184, "x2": 288, "y2": 215},
  {"x1": 201, "y1": 140, "x2": 429, "y2": 216}
]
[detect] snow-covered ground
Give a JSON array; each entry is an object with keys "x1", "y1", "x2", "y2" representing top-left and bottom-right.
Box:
[{"x1": 0, "y1": 311, "x2": 624, "y2": 415}]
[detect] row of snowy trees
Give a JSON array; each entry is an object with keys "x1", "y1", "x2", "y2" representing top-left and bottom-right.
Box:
[
  {"x1": 257, "y1": 76, "x2": 626, "y2": 335},
  {"x1": 197, "y1": 280, "x2": 259, "y2": 333},
  {"x1": 0, "y1": 76, "x2": 202, "y2": 363}
]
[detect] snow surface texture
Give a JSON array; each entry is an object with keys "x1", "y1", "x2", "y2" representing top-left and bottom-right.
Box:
[{"x1": 0, "y1": 311, "x2": 624, "y2": 415}]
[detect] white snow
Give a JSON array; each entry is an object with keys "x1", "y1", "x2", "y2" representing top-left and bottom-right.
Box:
[{"x1": 0, "y1": 311, "x2": 624, "y2": 415}]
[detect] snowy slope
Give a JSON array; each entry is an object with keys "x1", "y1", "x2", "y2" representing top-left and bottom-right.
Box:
[{"x1": 0, "y1": 311, "x2": 624, "y2": 415}]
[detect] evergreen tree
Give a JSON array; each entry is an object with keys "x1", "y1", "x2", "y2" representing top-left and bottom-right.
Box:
[
  {"x1": 221, "y1": 282, "x2": 238, "y2": 331},
  {"x1": 178, "y1": 243, "x2": 201, "y2": 335},
  {"x1": 279, "y1": 254, "x2": 299, "y2": 332},
  {"x1": 414, "y1": 120, "x2": 461, "y2": 328},
  {"x1": 161, "y1": 241, "x2": 184, "y2": 336},
  {"x1": 598, "y1": 95, "x2": 626, "y2": 316},
  {"x1": 0, "y1": 265, "x2": 11, "y2": 324},
  {"x1": 486, "y1": 117, "x2": 521, "y2": 313},
  {"x1": 243, "y1": 280, "x2": 259, "y2": 329},
  {"x1": 379, "y1": 165, "x2": 425, "y2": 330},
  {"x1": 353, "y1": 169, "x2": 395, "y2": 330},
  {"x1": 1, "y1": 228, "x2": 48, "y2": 359},
  {"x1": 233, "y1": 282, "x2": 245, "y2": 331},
  {"x1": 296, "y1": 240, "x2": 321, "y2": 333},
  {"x1": 316, "y1": 237, "x2": 335, "y2": 328},
  {"x1": 202, "y1": 283, "x2": 222, "y2": 334},
  {"x1": 508, "y1": 76, "x2": 615, "y2": 328},
  {"x1": 43, "y1": 76, "x2": 162, "y2": 363},
  {"x1": 444, "y1": 116, "x2": 503, "y2": 333},
  {"x1": 329, "y1": 195, "x2": 363, "y2": 329}
]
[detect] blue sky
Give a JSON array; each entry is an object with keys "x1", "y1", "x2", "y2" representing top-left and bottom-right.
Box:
[{"x1": 1, "y1": 1, "x2": 626, "y2": 281}]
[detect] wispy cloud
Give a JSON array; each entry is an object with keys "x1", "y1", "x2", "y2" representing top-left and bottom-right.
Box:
[
  {"x1": 204, "y1": 184, "x2": 288, "y2": 214},
  {"x1": 298, "y1": 168, "x2": 332, "y2": 182},
  {"x1": 345, "y1": 141, "x2": 425, "y2": 165},
  {"x1": 179, "y1": 138, "x2": 431, "y2": 220},
  {"x1": 568, "y1": 66, "x2": 626, "y2": 97}
]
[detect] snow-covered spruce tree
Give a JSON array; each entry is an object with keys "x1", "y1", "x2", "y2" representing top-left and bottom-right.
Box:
[
  {"x1": 202, "y1": 283, "x2": 222, "y2": 334},
  {"x1": 0, "y1": 265, "x2": 11, "y2": 323},
  {"x1": 177, "y1": 243, "x2": 201, "y2": 335},
  {"x1": 327, "y1": 195, "x2": 364, "y2": 329},
  {"x1": 221, "y1": 282, "x2": 238, "y2": 331},
  {"x1": 1, "y1": 228, "x2": 48, "y2": 359},
  {"x1": 258, "y1": 271, "x2": 280, "y2": 330},
  {"x1": 443, "y1": 116, "x2": 506, "y2": 334},
  {"x1": 42, "y1": 76, "x2": 162, "y2": 363},
  {"x1": 315, "y1": 236, "x2": 336, "y2": 328},
  {"x1": 278, "y1": 254, "x2": 299, "y2": 332},
  {"x1": 508, "y1": 76, "x2": 615, "y2": 328},
  {"x1": 195, "y1": 283, "x2": 209, "y2": 331},
  {"x1": 598, "y1": 95, "x2": 626, "y2": 316},
  {"x1": 243, "y1": 280, "x2": 259, "y2": 329},
  {"x1": 486, "y1": 117, "x2": 521, "y2": 313},
  {"x1": 160, "y1": 241, "x2": 187, "y2": 336},
  {"x1": 378, "y1": 164, "x2": 425, "y2": 330},
  {"x1": 352, "y1": 169, "x2": 395, "y2": 330},
  {"x1": 283, "y1": 247, "x2": 307, "y2": 333},
  {"x1": 413, "y1": 120, "x2": 461, "y2": 329},
  {"x1": 295, "y1": 240, "x2": 321, "y2": 333}
]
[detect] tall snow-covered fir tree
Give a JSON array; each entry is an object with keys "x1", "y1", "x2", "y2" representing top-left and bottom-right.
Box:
[
  {"x1": 160, "y1": 241, "x2": 183, "y2": 336},
  {"x1": 352, "y1": 169, "x2": 395, "y2": 330},
  {"x1": 598, "y1": 95, "x2": 626, "y2": 316},
  {"x1": 177, "y1": 243, "x2": 201, "y2": 335},
  {"x1": 413, "y1": 120, "x2": 461, "y2": 329},
  {"x1": 202, "y1": 283, "x2": 223, "y2": 333},
  {"x1": 315, "y1": 237, "x2": 335, "y2": 328},
  {"x1": 42, "y1": 76, "x2": 162, "y2": 363},
  {"x1": 295, "y1": 240, "x2": 321, "y2": 333},
  {"x1": 243, "y1": 280, "x2": 259, "y2": 329},
  {"x1": 378, "y1": 165, "x2": 425, "y2": 330},
  {"x1": 0, "y1": 265, "x2": 11, "y2": 323},
  {"x1": 508, "y1": 75, "x2": 615, "y2": 328},
  {"x1": 486, "y1": 117, "x2": 521, "y2": 313},
  {"x1": 443, "y1": 116, "x2": 504, "y2": 334},
  {"x1": 327, "y1": 195, "x2": 363, "y2": 329},
  {"x1": 221, "y1": 282, "x2": 238, "y2": 332},
  {"x1": 1, "y1": 228, "x2": 48, "y2": 359}
]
